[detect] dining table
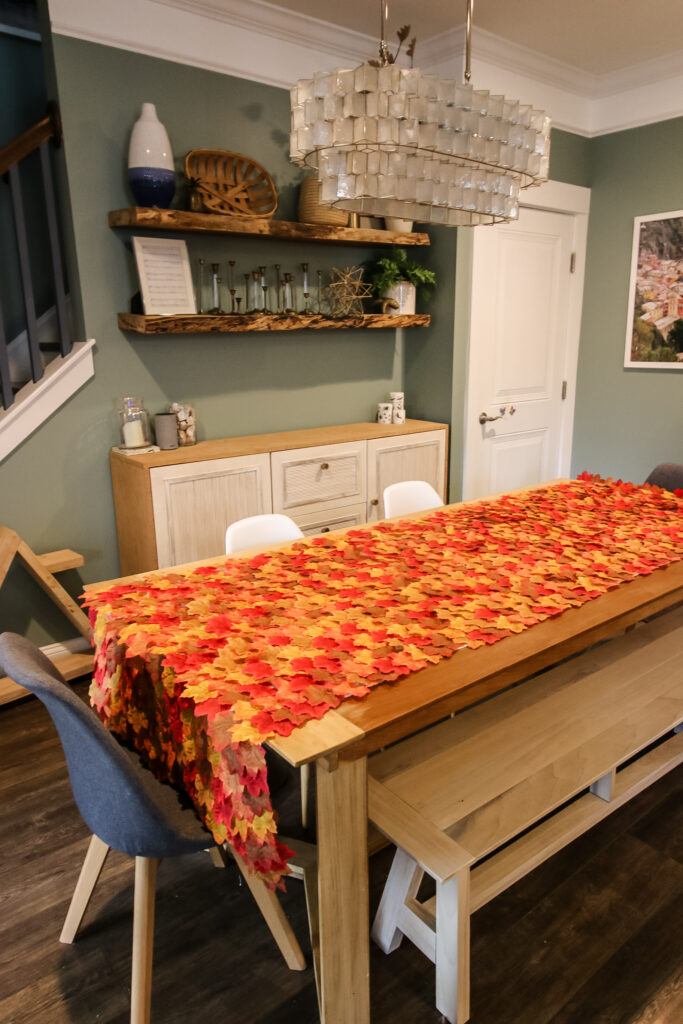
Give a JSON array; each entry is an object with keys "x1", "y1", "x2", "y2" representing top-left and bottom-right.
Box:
[{"x1": 84, "y1": 476, "x2": 683, "y2": 1024}]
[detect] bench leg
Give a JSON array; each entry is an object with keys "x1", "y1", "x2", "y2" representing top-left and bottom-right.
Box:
[
  {"x1": 435, "y1": 868, "x2": 470, "y2": 1024},
  {"x1": 372, "y1": 847, "x2": 424, "y2": 954}
]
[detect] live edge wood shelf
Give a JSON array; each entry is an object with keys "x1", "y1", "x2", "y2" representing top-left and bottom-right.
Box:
[
  {"x1": 118, "y1": 312, "x2": 430, "y2": 334},
  {"x1": 111, "y1": 207, "x2": 432, "y2": 334},
  {"x1": 108, "y1": 207, "x2": 430, "y2": 247}
]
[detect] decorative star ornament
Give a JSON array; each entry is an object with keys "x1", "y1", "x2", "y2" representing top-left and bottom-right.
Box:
[{"x1": 326, "y1": 266, "x2": 373, "y2": 316}]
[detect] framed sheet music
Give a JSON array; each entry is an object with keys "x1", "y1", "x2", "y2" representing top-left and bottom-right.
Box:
[{"x1": 132, "y1": 236, "x2": 196, "y2": 315}]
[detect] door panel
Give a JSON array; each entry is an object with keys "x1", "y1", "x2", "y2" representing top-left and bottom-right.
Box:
[
  {"x1": 464, "y1": 204, "x2": 577, "y2": 500},
  {"x1": 150, "y1": 454, "x2": 272, "y2": 567},
  {"x1": 488, "y1": 429, "x2": 548, "y2": 495},
  {"x1": 367, "y1": 430, "x2": 446, "y2": 520}
]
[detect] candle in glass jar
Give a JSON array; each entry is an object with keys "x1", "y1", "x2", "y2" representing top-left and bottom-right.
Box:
[{"x1": 122, "y1": 419, "x2": 145, "y2": 447}]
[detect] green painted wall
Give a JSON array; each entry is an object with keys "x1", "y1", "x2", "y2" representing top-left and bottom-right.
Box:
[
  {"x1": 0, "y1": 36, "x2": 409, "y2": 640},
  {"x1": 572, "y1": 117, "x2": 683, "y2": 483},
  {"x1": 548, "y1": 128, "x2": 592, "y2": 188}
]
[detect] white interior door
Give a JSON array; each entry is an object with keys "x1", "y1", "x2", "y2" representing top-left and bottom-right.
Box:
[{"x1": 463, "y1": 184, "x2": 588, "y2": 500}]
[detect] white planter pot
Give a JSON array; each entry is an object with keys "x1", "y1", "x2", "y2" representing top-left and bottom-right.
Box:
[
  {"x1": 384, "y1": 217, "x2": 414, "y2": 233},
  {"x1": 128, "y1": 102, "x2": 175, "y2": 208},
  {"x1": 383, "y1": 281, "x2": 416, "y2": 315}
]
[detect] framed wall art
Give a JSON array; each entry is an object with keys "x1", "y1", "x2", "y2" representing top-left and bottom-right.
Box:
[
  {"x1": 624, "y1": 209, "x2": 683, "y2": 369},
  {"x1": 132, "y1": 236, "x2": 196, "y2": 315}
]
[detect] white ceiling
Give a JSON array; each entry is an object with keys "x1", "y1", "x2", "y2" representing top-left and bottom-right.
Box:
[{"x1": 267, "y1": 0, "x2": 683, "y2": 76}]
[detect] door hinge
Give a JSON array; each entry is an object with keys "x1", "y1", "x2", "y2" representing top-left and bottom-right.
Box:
[
  {"x1": 570, "y1": 252, "x2": 576, "y2": 273},
  {"x1": 562, "y1": 380, "x2": 568, "y2": 400}
]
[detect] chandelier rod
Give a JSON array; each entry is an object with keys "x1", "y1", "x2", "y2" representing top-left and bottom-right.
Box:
[
  {"x1": 378, "y1": 0, "x2": 390, "y2": 66},
  {"x1": 465, "y1": 0, "x2": 473, "y2": 82}
]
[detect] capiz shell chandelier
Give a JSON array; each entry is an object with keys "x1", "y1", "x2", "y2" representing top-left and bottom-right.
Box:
[{"x1": 289, "y1": 0, "x2": 551, "y2": 227}]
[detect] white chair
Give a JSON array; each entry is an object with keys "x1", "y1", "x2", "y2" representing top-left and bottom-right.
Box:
[
  {"x1": 225, "y1": 513, "x2": 304, "y2": 555},
  {"x1": 383, "y1": 480, "x2": 444, "y2": 519},
  {"x1": 225, "y1": 513, "x2": 313, "y2": 827}
]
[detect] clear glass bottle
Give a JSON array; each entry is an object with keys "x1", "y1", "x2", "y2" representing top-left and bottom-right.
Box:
[{"x1": 118, "y1": 396, "x2": 152, "y2": 448}]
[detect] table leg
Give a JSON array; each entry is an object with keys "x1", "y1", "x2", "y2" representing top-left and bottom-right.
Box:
[{"x1": 316, "y1": 755, "x2": 370, "y2": 1024}]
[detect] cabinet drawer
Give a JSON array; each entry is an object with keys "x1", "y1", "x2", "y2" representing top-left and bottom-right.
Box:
[
  {"x1": 271, "y1": 441, "x2": 366, "y2": 514},
  {"x1": 292, "y1": 503, "x2": 367, "y2": 537}
]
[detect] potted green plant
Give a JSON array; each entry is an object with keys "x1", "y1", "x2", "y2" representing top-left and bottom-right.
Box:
[{"x1": 369, "y1": 248, "x2": 436, "y2": 315}]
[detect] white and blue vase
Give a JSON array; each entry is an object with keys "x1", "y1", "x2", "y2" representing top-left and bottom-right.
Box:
[{"x1": 128, "y1": 103, "x2": 175, "y2": 208}]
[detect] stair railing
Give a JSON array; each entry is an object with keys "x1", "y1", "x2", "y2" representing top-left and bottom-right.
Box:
[{"x1": 0, "y1": 102, "x2": 70, "y2": 410}]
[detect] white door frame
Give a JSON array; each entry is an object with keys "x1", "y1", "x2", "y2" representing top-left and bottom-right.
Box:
[{"x1": 460, "y1": 179, "x2": 591, "y2": 496}]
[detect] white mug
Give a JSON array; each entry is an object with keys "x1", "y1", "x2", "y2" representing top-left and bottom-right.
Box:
[
  {"x1": 392, "y1": 407, "x2": 406, "y2": 424},
  {"x1": 390, "y1": 391, "x2": 405, "y2": 408},
  {"x1": 377, "y1": 402, "x2": 393, "y2": 424}
]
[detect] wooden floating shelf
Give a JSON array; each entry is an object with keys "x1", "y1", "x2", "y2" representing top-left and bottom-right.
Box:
[
  {"x1": 109, "y1": 207, "x2": 430, "y2": 247},
  {"x1": 118, "y1": 312, "x2": 430, "y2": 334}
]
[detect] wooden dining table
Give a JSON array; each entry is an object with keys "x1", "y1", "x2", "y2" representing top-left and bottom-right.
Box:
[{"x1": 86, "y1": 482, "x2": 683, "y2": 1024}]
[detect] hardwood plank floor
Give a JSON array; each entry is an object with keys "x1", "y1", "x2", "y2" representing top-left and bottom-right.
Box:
[{"x1": 0, "y1": 685, "x2": 681, "y2": 1023}]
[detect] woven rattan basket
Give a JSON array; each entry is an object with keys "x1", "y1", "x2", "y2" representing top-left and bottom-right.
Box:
[
  {"x1": 185, "y1": 149, "x2": 278, "y2": 218},
  {"x1": 298, "y1": 176, "x2": 349, "y2": 227}
]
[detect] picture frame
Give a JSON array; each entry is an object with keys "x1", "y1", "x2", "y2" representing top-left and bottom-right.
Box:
[
  {"x1": 624, "y1": 209, "x2": 683, "y2": 369},
  {"x1": 132, "y1": 236, "x2": 196, "y2": 315}
]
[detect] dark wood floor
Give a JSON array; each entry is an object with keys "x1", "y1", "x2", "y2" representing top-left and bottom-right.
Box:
[{"x1": 1, "y1": 684, "x2": 682, "y2": 1024}]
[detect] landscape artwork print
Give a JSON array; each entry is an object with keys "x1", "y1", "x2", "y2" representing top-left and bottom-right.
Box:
[{"x1": 625, "y1": 209, "x2": 683, "y2": 369}]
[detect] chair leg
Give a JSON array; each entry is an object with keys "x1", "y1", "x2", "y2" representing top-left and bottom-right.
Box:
[
  {"x1": 300, "y1": 763, "x2": 310, "y2": 829},
  {"x1": 233, "y1": 853, "x2": 306, "y2": 971},
  {"x1": 209, "y1": 844, "x2": 229, "y2": 868},
  {"x1": 131, "y1": 857, "x2": 160, "y2": 1024},
  {"x1": 60, "y1": 833, "x2": 110, "y2": 944}
]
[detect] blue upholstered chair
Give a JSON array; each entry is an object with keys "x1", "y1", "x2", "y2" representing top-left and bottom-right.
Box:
[{"x1": 0, "y1": 633, "x2": 304, "y2": 1024}]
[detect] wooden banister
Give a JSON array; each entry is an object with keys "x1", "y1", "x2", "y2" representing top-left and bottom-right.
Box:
[{"x1": 0, "y1": 102, "x2": 61, "y2": 177}]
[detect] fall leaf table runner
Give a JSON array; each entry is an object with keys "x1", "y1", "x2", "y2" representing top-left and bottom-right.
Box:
[{"x1": 83, "y1": 476, "x2": 683, "y2": 888}]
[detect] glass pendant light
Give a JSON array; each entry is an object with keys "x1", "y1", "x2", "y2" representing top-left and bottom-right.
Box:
[{"x1": 289, "y1": 0, "x2": 551, "y2": 227}]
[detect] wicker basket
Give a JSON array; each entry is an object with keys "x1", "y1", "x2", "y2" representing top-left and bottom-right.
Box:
[
  {"x1": 298, "y1": 176, "x2": 349, "y2": 227},
  {"x1": 185, "y1": 149, "x2": 277, "y2": 218}
]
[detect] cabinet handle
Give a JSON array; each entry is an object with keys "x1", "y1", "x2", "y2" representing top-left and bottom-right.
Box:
[
  {"x1": 320, "y1": 462, "x2": 330, "y2": 470},
  {"x1": 320, "y1": 527, "x2": 330, "y2": 533},
  {"x1": 370, "y1": 498, "x2": 379, "y2": 506}
]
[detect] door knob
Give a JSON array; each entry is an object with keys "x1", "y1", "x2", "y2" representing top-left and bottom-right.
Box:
[{"x1": 478, "y1": 411, "x2": 504, "y2": 425}]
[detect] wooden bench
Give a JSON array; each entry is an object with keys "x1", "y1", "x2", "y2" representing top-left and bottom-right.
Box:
[{"x1": 368, "y1": 604, "x2": 683, "y2": 1024}]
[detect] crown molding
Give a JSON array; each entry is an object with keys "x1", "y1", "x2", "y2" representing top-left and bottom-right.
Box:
[
  {"x1": 46, "y1": 0, "x2": 683, "y2": 137},
  {"x1": 152, "y1": 0, "x2": 373, "y2": 64},
  {"x1": 595, "y1": 47, "x2": 683, "y2": 97},
  {"x1": 419, "y1": 26, "x2": 599, "y2": 99}
]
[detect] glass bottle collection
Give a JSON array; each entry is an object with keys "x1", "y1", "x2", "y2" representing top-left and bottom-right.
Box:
[{"x1": 195, "y1": 259, "x2": 326, "y2": 316}]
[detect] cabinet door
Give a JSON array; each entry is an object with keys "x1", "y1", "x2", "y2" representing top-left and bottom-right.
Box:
[
  {"x1": 366, "y1": 430, "x2": 447, "y2": 521},
  {"x1": 150, "y1": 454, "x2": 272, "y2": 567},
  {"x1": 271, "y1": 441, "x2": 366, "y2": 515},
  {"x1": 291, "y1": 503, "x2": 367, "y2": 537}
]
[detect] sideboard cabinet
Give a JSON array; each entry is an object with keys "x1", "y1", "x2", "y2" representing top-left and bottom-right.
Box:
[{"x1": 110, "y1": 420, "x2": 448, "y2": 574}]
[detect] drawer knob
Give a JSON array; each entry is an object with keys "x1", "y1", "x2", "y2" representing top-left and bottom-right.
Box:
[
  {"x1": 320, "y1": 462, "x2": 330, "y2": 470},
  {"x1": 370, "y1": 498, "x2": 379, "y2": 506},
  {"x1": 320, "y1": 527, "x2": 330, "y2": 533}
]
